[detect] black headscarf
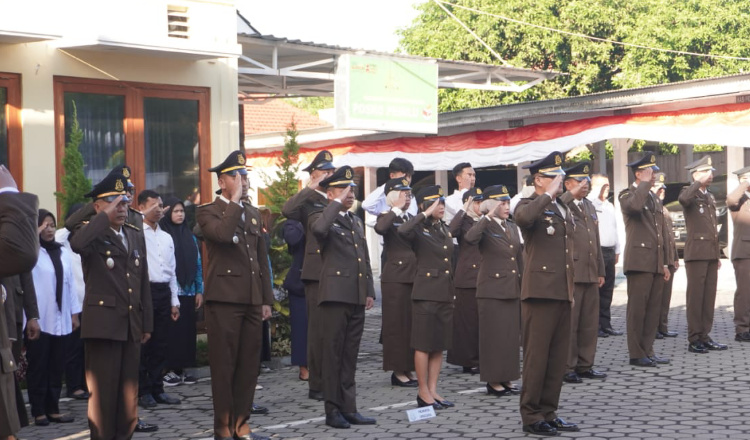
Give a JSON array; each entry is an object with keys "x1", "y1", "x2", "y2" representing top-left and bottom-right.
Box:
[
  {"x1": 160, "y1": 197, "x2": 199, "y2": 289},
  {"x1": 38, "y1": 209, "x2": 64, "y2": 311}
]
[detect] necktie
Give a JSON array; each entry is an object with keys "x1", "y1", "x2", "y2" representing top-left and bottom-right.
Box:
[{"x1": 119, "y1": 231, "x2": 128, "y2": 252}]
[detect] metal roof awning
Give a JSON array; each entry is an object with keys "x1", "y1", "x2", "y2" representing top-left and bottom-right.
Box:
[{"x1": 237, "y1": 33, "x2": 560, "y2": 98}]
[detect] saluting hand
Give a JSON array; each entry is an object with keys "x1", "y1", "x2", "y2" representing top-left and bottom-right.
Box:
[
  {"x1": 423, "y1": 199, "x2": 439, "y2": 218},
  {"x1": 396, "y1": 191, "x2": 408, "y2": 210},
  {"x1": 307, "y1": 172, "x2": 327, "y2": 190},
  {"x1": 569, "y1": 179, "x2": 588, "y2": 199},
  {"x1": 545, "y1": 175, "x2": 563, "y2": 197},
  {"x1": 640, "y1": 167, "x2": 654, "y2": 185},
  {"x1": 461, "y1": 196, "x2": 474, "y2": 214}
]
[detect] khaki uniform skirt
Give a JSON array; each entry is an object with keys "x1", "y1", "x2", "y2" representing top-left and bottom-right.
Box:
[
  {"x1": 381, "y1": 282, "x2": 415, "y2": 371},
  {"x1": 411, "y1": 300, "x2": 453, "y2": 352},
  {"x1": 478, "y1": 297, "x2": 521, "y2": 383}
]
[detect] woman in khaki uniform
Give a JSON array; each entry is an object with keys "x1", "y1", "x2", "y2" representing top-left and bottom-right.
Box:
[
  {"x1": 374, "y1": 178, "x2": 417, "y2": 387},
  {"x1": 398, "y1": 185, "x2": 455, "y2": 411},
  {"x1": 464, "y1": 185, "x2": 523, "y2": 397},
  {"x1": 447, "y1": 187, "x2": 483, "y2": 374}
]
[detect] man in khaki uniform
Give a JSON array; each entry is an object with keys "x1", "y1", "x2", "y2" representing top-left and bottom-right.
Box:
[
  {"x1": 310, "y1": 166, "x2": 376, "y2": 429},
  {"x1": 653, "y1": 173, "x2": 679, "y2": 339},
  {"x1": 281, "y1": 150, "x2": 334, "y2": 401},
  {"x1": 69, "y1": 172, "x2": 153, "y2": 440},
  {"x1": 728, "y1": 166, "x2": 750, "y2": 342},
  {"x1": 619, "y1": 154, "x2": 671, "y2": 368},
  {"x1": 197, "y1": 151, "x2": 273, "y2": 440},
  {"x1": 515, "y1": 152, "x2": 579, "y2": 436},
  {"x1": 0, "y1": 164, "x2": 39, "y2": 440},
  {"x1": 560, "y1": 162, "x2": 606, "y2": 384},
  {"x1": 679, "y1": 156, "x2": 726, "y2": 353}
]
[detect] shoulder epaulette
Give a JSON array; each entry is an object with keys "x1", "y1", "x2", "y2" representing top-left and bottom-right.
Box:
[
  {"x1": 618, "y1": 188, "x2": 631, "y2": 199},
  {"x1": 197, "y1": 202, "x2": 215, "y2": 208},
  {"x1": 129, "y1": 207, "x2": 143, "y2": 215},
  {"x1": 124, "y1": 222, "x2": 140, "y2": 231}
]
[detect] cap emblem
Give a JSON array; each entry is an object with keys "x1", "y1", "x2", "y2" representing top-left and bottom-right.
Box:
[
  {"x1": 238, "y1": 154, "x2": 246, "y2": 165},
  {"x1": 122, "y1": 168, "x2": 131, "y2": 178},
  {"x1": 115, "y1": 179, "x2": 125, "y2": 192},
  {"x1": 476, "y1": 188, "x2": 482, "y2": 194},
  {"x1": 583, "y1": 165, "x2": 590, "y2": 174},
  {"x1": 402, "y1": 179, "x2": 409, "y2": 186},
  {"x1": 345, "y1": 168, "x2": 353, "y2": 179},
  {"x1": 555, "y1": 155, "x2": 562, "y2": 166},
  {"x1": 438, "y1": 187, "x2": 444, "y2": 196},
  {"x1": 650, "y1": 155, "x2": 656, "y2": 163},
  {"x1": 325, "y1": 152, "x2": 333, "y2": 161},
  {"x1": 707, "y1": 157, "x2": 712, "y2": 166}
]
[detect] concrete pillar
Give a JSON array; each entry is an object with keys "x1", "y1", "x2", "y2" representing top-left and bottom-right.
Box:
[
  {"x1": 725, "y1": 146, "x2": 745, "y2": 257},
  {"x1": 595, "y1": 141, "x2": 607, "y2": 174},
  {"x1": 516, "y1": 162, "x2": 529, "y2": 195},
  {"x1": 362, "y1": 166, "x2": 382, "y2": 276},
  {"x1": 678, "y1": 144, "x2": 694, "y2": 181},
  {"x1": 435, "y1": 170, "x2": 449, "y2": 191}
]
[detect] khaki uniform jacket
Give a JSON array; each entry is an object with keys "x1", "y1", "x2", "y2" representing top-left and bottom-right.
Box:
[
  {"x1": 449, "y1": 211, "x2": 481, "y2": 289},
  {"x1": 374, "y1": 210, "x2": 417, "y2": 284},
  {"x1": 196, "y1": 198, "x2": 273, "y2": 306},
  {"x1": 727, "y1": 184, "x2": 750, "y2": 261},
  {"x1": 282, "y1": 188, "x2": 328, "y2": 282},
  {"x1": 0, "y1": 191, "x2": 39, "y2": 374},
  {"x1": 678, "y1": 182, "x2": 720, "y2": 261},
  {"x1": 464, "y1": 217, "x2": 523, "y2": 299},
  {"x1": 514, "y1": 193, "x2": 575, "y2": 302},
  {"x1": 398, "y1": 213, "x2": 455, "y2": 302},
  {"x1": 310, "y1": 201, "x2": 375, "y2": 305},
  {"x1": 560, "y1": 193, "x2": 605, "y2": 283},
  {"x1": 663, "y1": 206, "x2": 678, "y2": 268},
  {"x1": 70, "y1": 212, "x2": 152, "y2": 342},
  {"x1": 619, "y1": 181, "x2": 669, "y2": 274}
]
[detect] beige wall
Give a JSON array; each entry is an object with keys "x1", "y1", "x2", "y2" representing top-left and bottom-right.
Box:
[{"x1": 0, "y1": 41, "x2": 239, "y2": 209}]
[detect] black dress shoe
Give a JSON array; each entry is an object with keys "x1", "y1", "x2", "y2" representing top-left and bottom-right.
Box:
[
  {"x1": 649, "y1": 354, "x2": 670, "y2": 364},
  {"x1": 522, "y1": 420, "x2": 557, "y2": 436},
  {"x1": 417, "y1": 395, "x2": 444, "y2": 410},
  {"x1": 629, "y1": 357, "x2": 657, "y2": 367},
  {"x1": 486, "y1": 383, "x2": 511, "y2": 396},
  {"x1": 391, "y1": 373, "x2": 418, "y2": 387},
  {"x1": 308, "y1": 390, "x2": 324, "y2": 401},
  {"x1": 688, "y1": 341, "x2": 709, "y2": 354},
  {"x1": 563, "y1": 372, "x2": 582, "y2": 383},
  {"x1": 138, "y1": 394, "x2": 158, "y2": 408},
  {"x1": 604, "y1": 328, "x2": 623, "y2": 336},
  {"x1": 135, "y1": 419, "x2": 159, "y2": 433},
  {"x1": 325, "y1": 410, "x2": 351, "y2": 429},
  {"x1": 435, "y1": 399, "x2": 454, "y2": 408},
  {"x1": 577, "y1": 369, "x2": 607, "y2": 379},
  {"x1": 34, "y1": 416, "x2": 50, "y2": 426},
  {"x1": 250, "y1": 403, "x2": 269, "y2": 415},
  {"x1": 462, "y1": 366, "x2": 480, "y2": 374},
  {"x1": 342, "y1": 412, "x2": 376, "y2": 425},
  {"x1": 597, "y1": 329, "x2": 609, "y2": 338},
  {"x1": 655, "y1": 332, "x2": 664, "y2": 339},
  {"x1": 69, "y1": 390, "x2": 90, "y2": 400},
  {"x1": 548, "y1": 417, "x2": 580, "y2": 432},
  {"x1": 736, "y1": 332, "x2": 750, "y2": 342},
  {"x1": 662, "y1": 330, "x2": 678, "y2": 337},
  {"x1": 502, "y1": 383, "x2": 521, "y2": 395},
  {"x1": 47, "y1": 414, "x2": 75, "y2": 423},
  {"x1": 153, "y1": 392, "x2": 180, "y2": 404},
  {"x1": 704, "y1": 339, "x2": 728, "y2": 350}
]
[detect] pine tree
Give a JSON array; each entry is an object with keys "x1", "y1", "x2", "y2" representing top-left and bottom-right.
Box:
[
  {"x1": 260, "y1": 122, "x2": 301, "y2": 214},
  {"x1": 54, "y1": 101, "x2": 92, "y2": 216}
]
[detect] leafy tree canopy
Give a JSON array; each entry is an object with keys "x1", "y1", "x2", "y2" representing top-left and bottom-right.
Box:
[{"x1": 398, "y1": 0, "x2": 750, "y2": 112}]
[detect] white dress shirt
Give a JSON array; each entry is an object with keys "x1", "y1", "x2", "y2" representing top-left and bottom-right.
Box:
[
  {"x1": 362, "y1": 184, "x2": 418, "y2": 217},
  {"x1": 143, "y1": 223, "x2": 180, "y2": 307},
  {"x1": 55, "y1": 228, "x2": 86, "y2": 305},
  {"x1": 589, "y1": 196, "x2": 621, "y2": 254},
  {"x1": 444, "y1": 188, "x2": 468, "y2": 224},
  {"x1": 30, "y1": 246, "x2": 81, "y2": 335}
]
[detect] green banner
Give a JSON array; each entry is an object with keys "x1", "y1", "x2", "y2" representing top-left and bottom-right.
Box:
[{"x1": 336, "y1": 55, "x2": 438, "y2": 134}]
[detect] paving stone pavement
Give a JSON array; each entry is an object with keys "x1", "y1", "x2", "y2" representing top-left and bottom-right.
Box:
[{"x1": 19, "y1": 262, "x2": 750, "y2": 439}]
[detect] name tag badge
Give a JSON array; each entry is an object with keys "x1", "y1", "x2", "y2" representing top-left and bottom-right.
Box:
[{"x1": 547, "y1": 225, "x2": 555, "y2": 236}]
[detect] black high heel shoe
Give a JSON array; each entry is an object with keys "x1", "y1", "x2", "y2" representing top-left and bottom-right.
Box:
[
  {"x1": 501, "y1": 383, "x2": 521, "y2": 395},
  {"x1": 486, "y1": 383, "x2": 511, "y2": 396},
  {"x1": 391, "y1": 373, "x2": 418, "y2": 388},
  {"x1": 417, "y1": 395, "x2": 444, "y2": 410},
  {"x1": 435, "y1": 399, "x2": 454, "y2": 408}
]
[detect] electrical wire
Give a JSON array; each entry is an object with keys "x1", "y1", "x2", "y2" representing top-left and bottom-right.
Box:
[{"x1": 434, "y1": 0, "x2": 750, "y2": 62}]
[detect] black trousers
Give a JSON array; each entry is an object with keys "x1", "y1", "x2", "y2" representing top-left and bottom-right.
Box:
[
  {"x1": 598, "y1": 247, "x2": 617, "y2": 331},
  {"x1": 65, "y1": 321, "x2": 87, "y2": 395},
  {"x1": 139, "y1": 282, "x2": 171, "y2": 397},
  {"x1": 24, "y1": 331, "x2": 65, "y2": 417},
  {"x1": 11, "y1": 339, "x2": 28, "y2": 427}
]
